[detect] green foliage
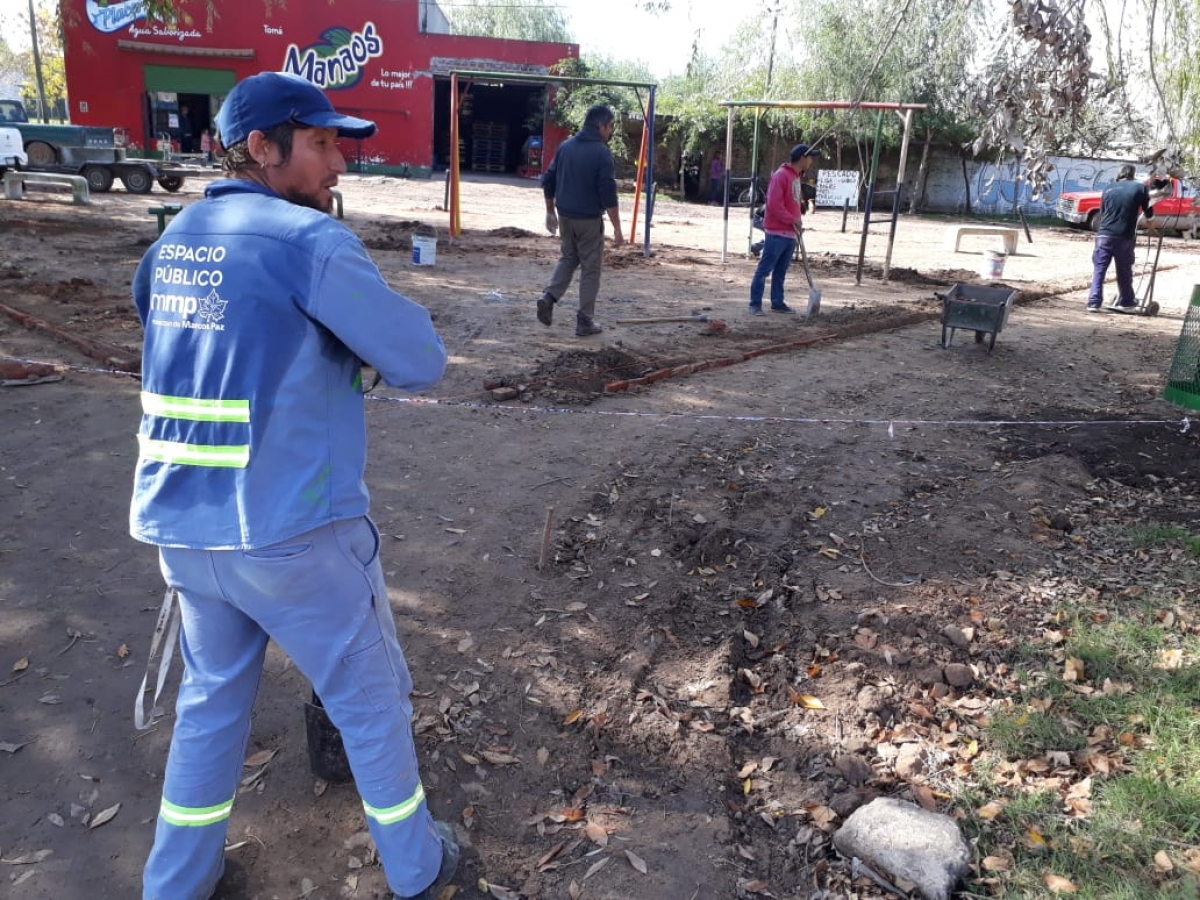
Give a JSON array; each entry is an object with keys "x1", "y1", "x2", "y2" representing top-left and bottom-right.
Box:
[
  {"x1": 448, "y1": 0, "x2": 574, "y2": 44},
  {"x1": 963, "y1": 599, "x2": 1200, "y2": 897},
  {"x1": 545, "y1": 56, "x2": 655, "y2": 161}
]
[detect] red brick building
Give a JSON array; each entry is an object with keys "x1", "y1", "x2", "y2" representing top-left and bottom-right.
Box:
[{"x1": 61, "y1": 0, "x2": 577, "y2": 175}]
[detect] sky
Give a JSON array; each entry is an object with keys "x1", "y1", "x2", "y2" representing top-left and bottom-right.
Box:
[{"x1": 0, "y1": 0, "x2": 736, "y2": 79}]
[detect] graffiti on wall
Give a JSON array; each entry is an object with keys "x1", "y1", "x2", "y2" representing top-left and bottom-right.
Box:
[{"x1": 971, "y1": 156, "x2": 1136, "y2": 216}]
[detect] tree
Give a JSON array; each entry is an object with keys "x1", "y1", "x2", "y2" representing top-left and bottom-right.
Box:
[
  {"x1": 448, "y1": 0, "x2": 574, "y2": 43},
  {"x1": 544, "y1": 56, "x2": 655, "y2": 161}
]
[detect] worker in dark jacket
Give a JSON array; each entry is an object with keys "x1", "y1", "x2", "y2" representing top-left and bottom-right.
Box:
[
  {"x1": 537, "y1": 105, "x2": 624, "y2": 337},
  {"x1": 1087, "y1": 164, "x2": 1154, "y2": 313}
]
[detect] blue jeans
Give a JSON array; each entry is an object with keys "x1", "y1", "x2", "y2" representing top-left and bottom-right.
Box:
[
  {"x1": 749, "y1": 233, "x2": 796, "y2": 309},
  {"x1": 1088, "y1": 234, "x2": 1136, "y2": 306}
]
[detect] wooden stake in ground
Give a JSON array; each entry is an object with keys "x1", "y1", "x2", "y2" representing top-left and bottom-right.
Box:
[{"x1": 537, "y1": 506, "x2": 554, "y2": 571}]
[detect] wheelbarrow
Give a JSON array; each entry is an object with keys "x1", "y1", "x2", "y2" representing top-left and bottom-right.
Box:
[{"x1": 940, "y1": 283, "x2": 1018, "y2": 354}]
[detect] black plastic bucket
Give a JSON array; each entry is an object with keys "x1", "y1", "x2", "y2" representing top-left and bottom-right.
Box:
[{"x1": 304, "y1": 690, "x2": 354, "y2": 783}]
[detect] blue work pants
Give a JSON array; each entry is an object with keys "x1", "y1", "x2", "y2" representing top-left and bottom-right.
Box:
[
  {"x1": 750, "y1": 233, "x2": 797, "y2": 310},
  {"x1": 143, "y1": 516, "x2": 442, "y2": 899},
  {"x1": 1088, "y1": 234, "x2": 1136, "y2": 306}
]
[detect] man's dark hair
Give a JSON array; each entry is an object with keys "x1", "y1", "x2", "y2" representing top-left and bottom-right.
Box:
[
  {"x1": 221, "y1": 122, "x2": 301, "y2": 174},
  {"x1": 1117, "y1": 164, "x2": 1136, "y2": 180},
  {"x1": 584, "y1": 105, "x2": 615, "y2": 130}
]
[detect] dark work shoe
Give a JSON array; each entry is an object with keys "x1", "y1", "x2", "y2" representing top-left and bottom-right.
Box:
[
  {"x1": 748, "y1": 305, "x2": 765, "y2": 316},
  {"x1": 1112, "y1": 301, "x2": 1138, "y2": 313},
  {"x1": 771, "y1": 304, "x2": 796, "y2": 314},
  {"x1": 536, "y1": 294, "x2": 555, "y2": 327},
  {"x1": 1085, "y1": 304, "x2": 1105, "y2": 314},
  {"x1": 575, "y1": 321, "x2": 604, "y2": 337},
  {"x1": 395, "y1": 821, "x2": 460, "y2": 900}
]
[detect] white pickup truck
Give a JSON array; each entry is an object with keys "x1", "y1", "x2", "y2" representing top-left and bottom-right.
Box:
[{"x1": 0, "y1": 126, "x2": 28, "y2": 172}]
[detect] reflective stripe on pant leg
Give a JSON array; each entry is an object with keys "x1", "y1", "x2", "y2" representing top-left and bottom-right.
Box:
[
  {"x1": 364, "y1": 782, "x2": 426, "y2": 826},
  {"x1": 160, "y1": 797, "x2": 234, "y2": 827}
]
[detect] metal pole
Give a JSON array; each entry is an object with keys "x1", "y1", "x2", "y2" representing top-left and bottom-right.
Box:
[
  {"x1": 855, "y1": 110, "x2": 884, "y2": 285},
  {"x1": 882, "y1": 108, "x2": 915, "y2": 280},
  {"x1": 449, "y1": 73, "x2": 460, "y2": 236},
  {"x1": 644, "y1": 85, "x2": 656, "y2": 258},
  {"x1": 748, "y1": 111, "x2": 763, "y2": 253},
  {"x1": 28, "y1": 0, "x2": 49, "y2": 123},
  {"x1": 721, "y1": 105, "x2": 734, "y2": 263}
]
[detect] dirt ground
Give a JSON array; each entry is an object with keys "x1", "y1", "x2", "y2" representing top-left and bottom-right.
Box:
[{"x1": 3, "y1": 172, "x2": 1200, "y2": 900}]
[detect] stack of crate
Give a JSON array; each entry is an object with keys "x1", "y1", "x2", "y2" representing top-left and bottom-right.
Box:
[{"x1": 471, "y1": 121, "x2": 508, "y2": 172}]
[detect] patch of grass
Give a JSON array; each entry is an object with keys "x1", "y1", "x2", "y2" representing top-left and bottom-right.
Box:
[
  {"x1": 962, "y1": 603, "x2": 1200, "y2": 897},
  {"x1": 1126, "y1": 523, "x2": 1200, "y2": 557}
]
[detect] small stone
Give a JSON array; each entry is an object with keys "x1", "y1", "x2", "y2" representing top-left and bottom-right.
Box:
[
  {"x1": 916, "y1": 665, "x2": 945, "y2": 685},
  {"x1": 943, "y1": 663, "x2": 975, "y2": 688},
  {"x1": 894, "y1": 743, "x2": 925, "y2": 779},
  {"x1": 942, "y1": 625, "x2": 971, "y2": 649},
  {"x1": 490, "y1": 386, "x2": 519, "y2": 401},
  {"x1": 857, "y1": 685, "x2": 886, "y2": 714},
  {"x1": 834, "y1": 754, "x2": 875, "y2": 786}
]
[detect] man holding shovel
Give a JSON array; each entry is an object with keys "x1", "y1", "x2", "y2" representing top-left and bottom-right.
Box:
[{"x1": 749, "y1": 143, "x2": 820, "y2": 315}]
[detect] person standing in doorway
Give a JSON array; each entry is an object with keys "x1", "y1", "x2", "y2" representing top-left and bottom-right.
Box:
[
  {"x1": 748, "y1": 143, "x2": 820, "y2": 315},
  {"x1": 1086, "y1": 163, "x2": 1155, "y2": 313},
  {"x1": 709, "y1": 150, "x2": 725, "y2": 205},
  {"x1": 178, "y1": 104, "x2": 195, "y2": 154},
  {"x1": 132, "y1": 72, "x2": 458, "y2": 900},
  {"x1": 537, "y1": 104, "x2": 624, "y2": 337}
]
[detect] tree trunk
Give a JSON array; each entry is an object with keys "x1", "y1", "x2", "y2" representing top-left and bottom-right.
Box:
[
  {"x1": 910, "y1": 125, "x2": 932, "y2": 214},
  {"x1": 960, "y1": 152, "x2": 972, "y2": 216}
]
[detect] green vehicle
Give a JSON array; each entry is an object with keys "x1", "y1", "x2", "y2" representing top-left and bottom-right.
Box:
[{"x1": 0, "y1": 98, "x2": 170, "y2": 194}]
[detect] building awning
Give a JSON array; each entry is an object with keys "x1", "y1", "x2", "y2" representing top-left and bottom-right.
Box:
[
  {"x1": 141, "y1": 64, "x2": 239, "y2": 95},
  {"x1": 118, "y1": 40, "x2": 255, "y2": 59}
]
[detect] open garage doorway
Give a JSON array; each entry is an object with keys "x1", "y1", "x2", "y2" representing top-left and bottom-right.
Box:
[{"x1": 433, "y1": 78, "x2": 544, "y2": 174}]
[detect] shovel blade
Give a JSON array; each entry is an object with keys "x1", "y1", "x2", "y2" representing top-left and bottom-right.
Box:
[{"x1": 805, "y1": 289, "x2": 821, "y2": 318}]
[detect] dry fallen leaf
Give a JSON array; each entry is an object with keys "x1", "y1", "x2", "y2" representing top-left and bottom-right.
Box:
[
  {"x1": 243, "y1": 749, "x2": 278, "y2": 768},
  {"x1": 563, "y1": 710, "x2": 584, "y2": 726},
  {"x1": 480, "y1": 751, "x2": 520, "y2": 766},
  {"x1": 584, "y1": 821, "x2": 609, "y2": 846},
  {"x1": 1042, "y1": 873, "x2": 1078, "y2": 893},
  {"x1": 1154, "y1": 850, "x2": 1174, "y2": 872},
  {"x1": 12, "y1": 656, "x2": 29, "y2": 672},
  {"x1": 982, "y1": 855, "x2": 1012, "y2": 871},
  {"x1": 977, "y1": 801, "x2": 1006, "y2": 820},
  {"x1": 89, "y1": 802, "x2": 121, "y2": 829},
  {"x1": 624, "y1": 849, "x2": 648, "y2": 874},
  {"x1": 1063, "y1": 657, "x2": 1085, "y2": 683}
]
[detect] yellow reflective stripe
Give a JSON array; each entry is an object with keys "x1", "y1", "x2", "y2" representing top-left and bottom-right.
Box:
[
  {"x1": 138, "y1": 434, "x2": 250, "y2": 468},
  {"x1": 141, "y1": 391, "x2": 250, "y2": 423},
  {"x1": 160, "y1": 797, "x2": 233, "y2": 827},
  {"x1": 363, "y1": 783, "x2": 426, "y2": 826}
]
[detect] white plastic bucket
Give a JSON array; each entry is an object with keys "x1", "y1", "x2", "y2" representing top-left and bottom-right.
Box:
[
  {"x1": 980, "y1": 249, "x2": 1006, "y2": 280},
  {"x1": 412, "y1": 235, "x2": 437, "y2": 266}
]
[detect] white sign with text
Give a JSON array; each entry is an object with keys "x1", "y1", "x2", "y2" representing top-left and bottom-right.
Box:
[{"x1": 817, "y1": 170, "x2": 860, "y2": 208}]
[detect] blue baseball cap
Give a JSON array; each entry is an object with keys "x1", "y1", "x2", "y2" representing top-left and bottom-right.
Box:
[
  {"x1": 790, "y1": 144, "x2": 821, "y2": 162},
  {"x1": 215, "y1": 72, "x2": 377, "y2": 147}
]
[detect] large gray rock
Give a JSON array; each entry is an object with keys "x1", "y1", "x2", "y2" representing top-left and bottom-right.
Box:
[{"x1": 832, "y1": 797, "x2": 971, "y2": 900}]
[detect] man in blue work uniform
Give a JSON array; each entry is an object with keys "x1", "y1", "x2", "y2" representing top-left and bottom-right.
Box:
[
  {"x1": 131, "y1": 71, "x2": 458, "y2": 900},
  {"x1": 537, "y1": 104, "x2": 625, "y2": 336},
  {"x1": 1087, "y1": 163, "x2": 1155, "y2": 313}
]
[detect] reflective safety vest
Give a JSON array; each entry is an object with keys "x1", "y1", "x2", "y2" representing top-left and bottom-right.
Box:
[{"x1": 130, "y1": 179, "x2": 447, "y2": 551}]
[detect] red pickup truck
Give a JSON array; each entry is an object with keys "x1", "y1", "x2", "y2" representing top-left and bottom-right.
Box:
[{"x1": 1056, "y1": 176, "x2": 1198, "y2": 234}]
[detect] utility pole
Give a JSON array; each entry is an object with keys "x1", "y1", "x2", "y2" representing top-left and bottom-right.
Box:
[
  {"x1": 764, "y1": 0, "x2": 782, "y2": 95},
  {"x1": 27, "y1": 0, "x2": 50, "y2": 122}
]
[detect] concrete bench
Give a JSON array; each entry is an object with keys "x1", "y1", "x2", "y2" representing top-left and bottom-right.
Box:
[
  {"x1": 946, "y1": 224, "x2": 1019, "y2": 255},
  {"x1": 3, "y1": 171, "x2": 91, "y2": 205},
  {"x1": 148, "y1": 203, "x2": 184, "y2": 234}
]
